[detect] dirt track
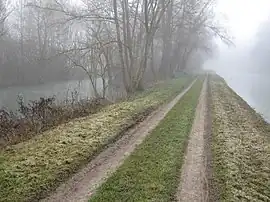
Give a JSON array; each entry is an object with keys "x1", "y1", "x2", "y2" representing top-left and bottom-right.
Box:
[
  {"x1": 176, "y1": 78, "x2": 209, "y2": 202},
  {"x1": 42, "y1": 80, "x2": 196, "y2": 202}
]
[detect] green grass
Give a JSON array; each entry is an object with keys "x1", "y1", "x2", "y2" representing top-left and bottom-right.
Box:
[
  {"x1": 0, "y1": 77, "x2": 193, "y2": 202},
  {"x1": 89, "y1": 79, "x2": 203, "y2": 202},
  {"x1": 210, "y1": 76, "x2": 270, "y2": 201}
]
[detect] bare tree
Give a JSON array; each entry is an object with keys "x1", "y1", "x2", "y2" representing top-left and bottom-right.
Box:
[
  {"x1": 19, "y1": 0, "x2": 232, "y2": 96},
  {"x1": 0, "y1": 0, "x2": 8, "y2": 37}
]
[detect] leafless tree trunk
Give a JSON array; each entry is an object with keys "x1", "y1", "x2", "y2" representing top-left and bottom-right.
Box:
[
  {"x1": 113, "y1": 0, "x2": 131, "y2": 93},
  {"x1": 14, "y1": 0, "x2": 232, "y2": 96},
  {"x1": 0, "y1": 0, "x2": 8, "y2": 37},
  {"x1": 159, "y1": 0, "x2": 173, "y2": 78}
]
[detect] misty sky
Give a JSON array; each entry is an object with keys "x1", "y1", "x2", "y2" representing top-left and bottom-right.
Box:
[
  {"x1": 205, "y1": 0, "x2": 270, "y2": 73},
  {"x1": 217, "y1": 0, "x2": 270, "y2": 43},
  {"x1": 205, "y1": 0, "x2": 270, "y2": 122}
]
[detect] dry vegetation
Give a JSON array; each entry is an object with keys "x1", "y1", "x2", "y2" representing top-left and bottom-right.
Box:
[
  {"x1": 0, "y1": 76, "x2": 192, "y2": 202},
  {"x1": 210, "y1": 75, "x2": 270, "y2": 201},
  {"x1": 0, "y1": 96, "x2": 110, "y2": 147}
]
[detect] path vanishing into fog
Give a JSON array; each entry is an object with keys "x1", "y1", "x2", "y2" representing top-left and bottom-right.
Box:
[
  {"x1": 176, "y1": 78, "x2": 209, "y2": 202},
  {"x1": 43, "y1": 80, "x2": 197, "y2": 202}
]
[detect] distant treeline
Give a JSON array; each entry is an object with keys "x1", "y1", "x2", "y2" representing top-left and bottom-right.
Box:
[
  {"x1": 0, "y1": 36, "x2": 88, "y2": 87},
  {"x1": 252, "y1": 18, "x2": 270, "y2": 74},
  {"x1": 0, "y1": 0, "x2": 230, "y2": 96}
]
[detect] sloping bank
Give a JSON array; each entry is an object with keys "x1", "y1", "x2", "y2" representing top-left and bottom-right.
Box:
[
  {"x1": 0, "y1": 76, "x2": 193, "y2": 202},
  {"x1": 89, "y1": 79, "x2": 204, "y2": 202},
  {"x1": 210, "y1": 75, "x2": 270, "y2": 201}
]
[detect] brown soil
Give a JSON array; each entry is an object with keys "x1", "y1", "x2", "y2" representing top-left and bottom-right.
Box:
[
  {"x1": 176, "y1": 78, "x2": 209, "y2": 202},
  {"x1": 41, "y1": 80, "x2": 196, "y2": 202},
  {"x1": 204, "y1": 78, "x2": 216, "y2": 202}
]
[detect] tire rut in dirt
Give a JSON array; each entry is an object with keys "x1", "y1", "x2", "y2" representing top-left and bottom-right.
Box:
[
  {"x1": 42, "y1": 80, "x2": 196, "y2": 202},
  {"x1": 176, "y1": 78, "x2": 210, "y2": 202}
]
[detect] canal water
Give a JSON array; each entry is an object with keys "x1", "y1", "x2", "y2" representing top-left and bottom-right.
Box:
[
  {"x1": 0, "y1": 79, "x2": 104, "y2": 112},
  {"x1": 0, "y1": 72, "x2": 269, "y2": 123},
  {"x1": 217, "y1": 72, "x2": 270, "y2": 123}
]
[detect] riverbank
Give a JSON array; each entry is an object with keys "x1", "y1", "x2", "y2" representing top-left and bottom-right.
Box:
[
  {"x1": 216, "y1": 72, "x2": 270, "y2": 122},
  {"x1": 0, "y1": 76, "x2": 192, "y2": 147},
  {"x1": 0, "y1": 76, "x2": 193, "y2": 202},
  {"x1": 1, "y1": 74, "x2": 269, "y2": 202},
  {"x1": 209, "y1": 75, "x2": 270, "y2": 201}
]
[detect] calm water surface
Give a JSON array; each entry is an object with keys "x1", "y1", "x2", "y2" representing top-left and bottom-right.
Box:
[
  {"x1": 0, "y1": 79, "x2": 104, "y2": 112},
  {"x1": 0, "y1": 74, "x2": 269, "y2": 123},
  {"x1": 219, "y1": 72, "x2": 270, "y2": 122}
]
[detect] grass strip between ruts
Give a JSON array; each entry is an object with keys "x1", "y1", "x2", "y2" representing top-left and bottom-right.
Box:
[{"x1": 89, "y1": 79, "x2": 204, "y2": 202}]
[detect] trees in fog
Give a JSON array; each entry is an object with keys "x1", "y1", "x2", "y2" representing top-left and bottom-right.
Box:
[
  {"x1": 0, "y1": 0, "x2": 77, "y2": 87},
  {"x1": 0, "y1": 0, "x2": 230, "y2": 97},
  {"x1": 252, "y1": 19, "x2": 270, "y2": 74},
  {"x1": 0, "y1": 0, "x2": 8, "y2": 37}
]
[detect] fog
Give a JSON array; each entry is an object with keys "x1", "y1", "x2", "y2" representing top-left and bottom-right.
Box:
[
  {"x1": 0, "y1": 0, "x2": 219, "y2": 112},
  {"x1": 204, "y1": 0, "x2": 270, "y2": 122},
  {"x1": 0, "y1": 0, "x2": 270, "y2": 122}
]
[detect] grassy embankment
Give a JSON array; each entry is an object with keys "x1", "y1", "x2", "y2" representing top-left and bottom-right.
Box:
[
  {"x1": 0, "y1": 76, "x2": 193, "y2": 202},
  {"x1": 89, "y1": 79, "x2": 204, "y2": 202},
  {"x1": 210, "y1": 75, "x2": 270, "y2": 201}
]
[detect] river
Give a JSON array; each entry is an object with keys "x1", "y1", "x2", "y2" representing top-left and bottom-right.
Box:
[
  {"x1": 205, "y1": 46, "x2": 270, "y2": 123},
  {"x1": 1, "y1": 73, "x2": 269, "y2": 123},
  {"x1": 218, "y1": 72, "x2": 270, "y2": 123},
  {"x1": 0, "y1": 79, "x2": 104, "y2": 112}
]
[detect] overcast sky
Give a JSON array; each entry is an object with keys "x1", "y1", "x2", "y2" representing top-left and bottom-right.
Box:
[
  {"x1": 217, "y1": 0, "x2": 270, "y2": 43},
  {"x1": 205, "y1": 0, "x2": 270, "y2": 121},
  {"x1": 205, "y1": 0, "x2": 270, "y2": 74}
]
